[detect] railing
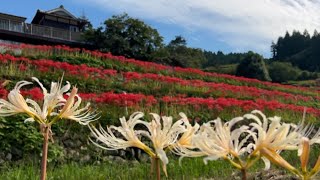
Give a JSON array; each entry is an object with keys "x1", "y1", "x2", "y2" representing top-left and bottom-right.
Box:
[{"x1": 0, "y1": 18, "x2": 82, "y2": 42}]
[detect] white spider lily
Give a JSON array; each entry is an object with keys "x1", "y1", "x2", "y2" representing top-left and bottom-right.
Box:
[
  {"x1": 290, "y1": 115, "x2": 320, "y2": 156},
  {"x1": 300, "y1": 137, "x2": 310, "y2": 172},
  {"x1": 297, "y1": 137, "x2": 320, "y2": 179},
  {"x1": 32, "y1": 77, "x2": 70, "y2": 120},
  {"x1": 175, "y1": 112, "x2": 200, "y2": 148},
  {"x1": 296, "y1": 137, "x2": 320, "y2": 179},
  {"x1": 260, "y1": 137, "x2": 320, "y2": 179},
  {"x1": 0, "y1": 80, "x2": 44, "y2": 123},
  {"x1": 245, "y1": 110, "x2": 302, "y2": 170},
  {"x1": 57, "y1": 87, "x2": 99, "y2": 125},
  {"x1": 0, "y1": 77, "x2": 97, "y2": 125},
  {"x1": 298, "y1": 124, "x2": 320, "y2": 147},
  {"x1": 170, "y1": 113, "x2": 205, "y2": 158},
  {"x1": 138, "y1": 113, "x2": 186, "y2": 176},
  {"x1": 0, "y1": 77, "x2": 98, "y2": 180},
  {"x1": 193, "y1": 117, "x2": 251, "y2": 167},
  {"x1": 246, "y1": 110, "x2": 302, "y2": 153},
  {"x1": 89, "y1": 112, "x2": 155, "y2": 156},
  {"x1": 90, "y1": 112, "x2": 187, "y2": 177}
]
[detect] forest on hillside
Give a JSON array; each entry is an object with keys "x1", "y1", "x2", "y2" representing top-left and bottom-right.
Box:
[{"x1": 272, "y1": 30, "x2": 320, "y2": 72}]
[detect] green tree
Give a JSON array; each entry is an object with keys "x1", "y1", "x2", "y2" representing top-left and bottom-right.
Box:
[
  {"x1": 82, "y1": 26, "x2": 107, "y2": 50},
  {"x1": 268, "y1": 62, "x2": 300, "y2": 83},
  {"x1": 236, "y1": 52, "x2": 271, "y2": 81},
  {"x1": 272, "y1": 30, "x2": 312, "y2": 70},
  {"x1": 271, "y1": 41, "x2": 277, "y2": 59},
  {"x1": 273, "y1": 29, "x2": 320, "y2": 72},
  {"x1": 83, "y1": 13, "x2": 164, "y2": 60},
  {"x1": 168, "y1": 35, "x2": 187, "y2": 47},
  {"x1": 166, "y1": 36, "x2": 206, "y2": 68},
  {"x1": 274, "y1": 31, "x2": 308, "y2": 60},
  {"x1": 151, "y1": 36, "x2": 206, "y2": 68},
  {"x1": 203, "y1": 51, "x2": 250, "y2": 67}
]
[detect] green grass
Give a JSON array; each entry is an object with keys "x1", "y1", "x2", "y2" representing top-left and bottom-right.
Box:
[
  {"x1": 0, "y1": 157, "x2": 262, "y2": 180},
  {"x1": 204, "y1": 64, "x2": 238, "y2": 75},
  {"x1": 286, "y1": 79, "x2": 318, "y2": 87},
  {"x1": 2, "y1": 146, "x2": 320, "y2": 180}
]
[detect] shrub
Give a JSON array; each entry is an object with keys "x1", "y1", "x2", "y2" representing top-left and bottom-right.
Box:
[
  {"x1": 236, "y1": 52, "x2": 271, "y2": 81},
  {"x1": 268, "y1": 61, "x2": 300, "y2": 83}
]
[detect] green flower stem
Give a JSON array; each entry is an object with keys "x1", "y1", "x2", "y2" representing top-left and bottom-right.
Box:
[
  {"x1": 235, "y1": 157, "x2": 248, "y2": 180},
  {"x1": 229, "y1": 156, "x2": 257, "y2": 180},
  {"x1": 226, "y1": 158, "x2": 242, "y2": 170},
  {"x1": 245, "y1": 155, "x2": 260, "y2": 169},
  {"x1": 302, "y1": 175, "x2": 310, "y2": 180},
  {"x1": 48, "y1": 116, "x2": 61, "y2": 126}
]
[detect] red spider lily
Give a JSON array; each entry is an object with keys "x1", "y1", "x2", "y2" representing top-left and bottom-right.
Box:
[
  {"x1": 1, "y1": 42, "x2": 314, "y2": 95},
  {"x1": 123, "y1": 72, "x2": 313, "y2": 102},
  {"x1": 0, "y1": 54, "x2": 117, "y2": 79}
]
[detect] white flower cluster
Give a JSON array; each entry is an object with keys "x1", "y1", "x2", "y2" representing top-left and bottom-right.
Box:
[
  {"x1": 1, "y1": 78, "x2": 319, "y2": 179},
  {"x1": 0, "y1": 77, "x2": 99, "y2": 125},
  {"x1": 89, "y1": 110, "x2": 320, "y2": 179}
]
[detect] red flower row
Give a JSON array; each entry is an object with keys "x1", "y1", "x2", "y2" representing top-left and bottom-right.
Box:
[
  {"x1": 16, "y1": 87, "x2": 156, "y2": 107},
  {"x1": 0, "y1": 54, "x2": 315, "y2": 105},
  {"x1": 1, "y1": 84, "x2": 317, "y2": 117},
  {"x1": 123, "y1": 72, "x2": 314, "y2": 102},
  {"x1": 1, "y1": 43, "x2": 316, "y2": 95},
  {"x1": 161, "y1": 95, "x2": 318, "y2": 116},
  {"x1": 0, "y1": 54, "x2": 117, "y2": 78}
]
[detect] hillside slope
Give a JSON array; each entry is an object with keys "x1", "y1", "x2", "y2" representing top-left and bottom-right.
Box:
[{"x1": 0, "y1": 42, "x2": 319, "y2": 168}]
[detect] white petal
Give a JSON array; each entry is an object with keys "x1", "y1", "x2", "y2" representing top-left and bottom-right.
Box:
[
  {"x1": 203, "y1": 156, "x2": 220, "y2": 165},
  {"x1": 261, "y1": 157, "x2": 271, "y2": 170},
  {"x1": 24, "y1": 117, "x2": 35, "y2": 123},
  {"x1": 156, "y1": 148, "x2": 169, "y2": 165}
]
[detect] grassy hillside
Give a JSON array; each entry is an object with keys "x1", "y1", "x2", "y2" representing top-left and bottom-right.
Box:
[{"x1": 0, "y1": 43, "x2": 320, "y2": 179}]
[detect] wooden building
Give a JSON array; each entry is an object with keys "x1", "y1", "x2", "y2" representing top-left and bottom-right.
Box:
[
  {"x1": 31, "y1": 5, "x2": 88, "y2": 33},
  {"x1": 0, "y1": 5, "x2": 90, "y2": 47}
]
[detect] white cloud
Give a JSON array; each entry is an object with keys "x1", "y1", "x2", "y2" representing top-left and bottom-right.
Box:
[{"x1": 76, "y1": 0, "x2": 320, "y2": 54}]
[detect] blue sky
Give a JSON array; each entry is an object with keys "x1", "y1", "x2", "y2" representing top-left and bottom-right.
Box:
[{"x1": 2, "y1": 0, "x2": 320, "y2": 57}]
